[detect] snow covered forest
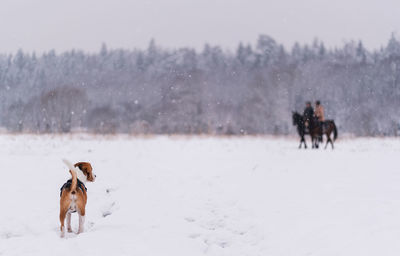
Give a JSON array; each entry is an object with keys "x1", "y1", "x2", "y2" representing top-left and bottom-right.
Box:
[{"x1": 0, "y1": 34, "x2": 399, "y2": 136}]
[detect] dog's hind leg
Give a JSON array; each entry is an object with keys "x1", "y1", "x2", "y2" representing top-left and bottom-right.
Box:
[
  {"x1": 66, "y1": 212, "x2": 72, "y2": 233},
  {"x1": 60, "y1": 193, "x2": 71, "y2": 238},
  {"x1": 59, "y1": 207, "x2": 67, "y2": 238},
  {"x1": 78, "y1": 214, "x2": 85, "y2": 234},
  {"x1": 77, "y1": 203, "x2": 86, "y2": 234}
]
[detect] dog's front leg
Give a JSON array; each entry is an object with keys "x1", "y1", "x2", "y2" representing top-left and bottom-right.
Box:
[
  {"x1": 66, "y1": 212, "x2": 72, "y2": 232},
  {"x1": 78, "y1": 214, "x2": 85, "y2": 234}
]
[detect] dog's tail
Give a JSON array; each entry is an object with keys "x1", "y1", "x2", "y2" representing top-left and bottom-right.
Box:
[
  {"x1": 62, "y1": 159, "x2": 79, "y2": 194},
  {"x1": 69, "y1": 169, "x2": 77, "y2": 194}
]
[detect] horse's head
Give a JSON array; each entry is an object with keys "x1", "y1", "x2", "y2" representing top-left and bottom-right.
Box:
[{"x1": 292, "y1": 111, "x2": 302, "y2": 126}]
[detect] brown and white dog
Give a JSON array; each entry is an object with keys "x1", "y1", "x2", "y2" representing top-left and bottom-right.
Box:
[{"x1": 60, "y1": 159, "x2": 96, "y2": 237}]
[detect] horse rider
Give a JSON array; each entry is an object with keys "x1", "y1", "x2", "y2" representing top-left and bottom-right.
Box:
[
  {"x1": 303, "y1": 101, "x2": 314, "y2": 131},
  {"x1": 314, "y1": 100, "x2": 325, "y2": 122},
  {"x1": 314, "y1": 100, "x2": 324, "y2": 141}
]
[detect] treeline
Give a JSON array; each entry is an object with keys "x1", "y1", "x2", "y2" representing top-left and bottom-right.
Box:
[{"x1": 0, "y1": 35, "x2": 399, "y2": 136}]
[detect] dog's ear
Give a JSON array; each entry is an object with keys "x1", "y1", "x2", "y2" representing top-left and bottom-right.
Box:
[
  {"x1": 75, "y1": 162, "x2": 82, "y2": 170},
  {"x1": 74, "y1": 162, "x2": 87, "y2": 174},
  {"x1": 75, "y1": 162, "x2": 95, "y2": 182},
  {"x1": 75, "y1": 162, "x2": 94, "y2": 175}
]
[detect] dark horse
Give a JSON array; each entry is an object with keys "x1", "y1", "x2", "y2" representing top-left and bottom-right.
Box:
[{"x1": 292, "y1": 112, "x2": 338, "y2": 149}]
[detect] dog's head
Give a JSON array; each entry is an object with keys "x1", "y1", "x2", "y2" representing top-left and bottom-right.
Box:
[{"x1": 74, "y1": 162, "x2": 96, "y2": 182}]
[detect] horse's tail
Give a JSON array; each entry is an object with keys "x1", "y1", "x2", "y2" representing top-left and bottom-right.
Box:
[{"x1": 332, "y1": 121, "x2": 338, "y2": 141}]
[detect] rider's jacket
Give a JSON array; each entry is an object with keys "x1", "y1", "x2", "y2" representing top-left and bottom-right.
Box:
[
  {"x1": 315, "y1": 105, "x2": 325, "y2": 121},
  {"x1": 303, "y1": 107, "x2": 314, "y2": 121}
]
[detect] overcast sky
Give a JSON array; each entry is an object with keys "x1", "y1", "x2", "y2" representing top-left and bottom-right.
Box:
[{"x1": 0, "y1": 0, "x2": 399, "y2": 53}]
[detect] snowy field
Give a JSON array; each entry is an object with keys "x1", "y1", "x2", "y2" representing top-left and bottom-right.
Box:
[{"x1": 1, "y1": 135, "x2": 400, "y2": 256}]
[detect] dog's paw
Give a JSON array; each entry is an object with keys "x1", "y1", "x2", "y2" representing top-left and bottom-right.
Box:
[{"x1": 60, "y1": 228, "x2": 65, "y2": 238}]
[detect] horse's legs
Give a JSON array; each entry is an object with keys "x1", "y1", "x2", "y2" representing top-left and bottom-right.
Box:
[
  {"x1": 325, "y1": 136, "x2": 334, "y2": 149},
  {"x1": 299, "y1": 136, "x2": 305, "y2": 149},
  {"x1": 324, "y1": 135, "x2": 329, "y2": 149},
  {"x1": 312, "y1": 136, "x2": 317, "y2": 149}
]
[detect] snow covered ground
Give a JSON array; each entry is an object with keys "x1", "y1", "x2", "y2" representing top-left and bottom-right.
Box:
[{"x1": 1, "y1": 135, "x2": 400, "y2": 256}]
